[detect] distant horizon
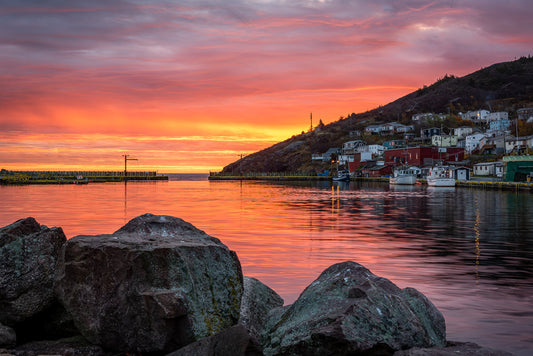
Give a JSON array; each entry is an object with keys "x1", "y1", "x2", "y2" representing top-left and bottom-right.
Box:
[{"x1": 1, "y1": 1, "x2": 532, "y2": 172}]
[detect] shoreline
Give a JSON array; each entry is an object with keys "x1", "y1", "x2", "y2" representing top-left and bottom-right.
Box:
[{"x1": 208, "y1": 174, "x2": 533, "y2": 191}]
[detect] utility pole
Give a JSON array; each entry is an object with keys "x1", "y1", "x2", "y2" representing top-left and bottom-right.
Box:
[
  {"x1": 238, "y1": 153, "x2": 246, "y2": 176},
  {"x1": 122, "y1": 154, "x2": 138, "y2": 181},
  {"x1": 310, "y1": 113, "x2": 313, "y2": 132}
]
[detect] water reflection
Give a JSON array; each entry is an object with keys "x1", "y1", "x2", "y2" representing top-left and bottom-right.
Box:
[{"x1": 0, "y1": 180, "x2": 532, "y2": 355}]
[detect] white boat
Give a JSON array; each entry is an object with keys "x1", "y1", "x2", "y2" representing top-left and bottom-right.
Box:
[
  {"x1": 332, "y1": 170, "x2": 350, "y2": 182},
  {"x1": 427, "y1": 166, "x2": 455, "y2": 187},
  {"x1": 389, "y1": 167, "x2": 418, "y2": 185}
]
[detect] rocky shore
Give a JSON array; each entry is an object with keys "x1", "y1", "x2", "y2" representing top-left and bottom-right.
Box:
[{"x1": 0, "y1": 214, "x2": 512, "y2": 355}]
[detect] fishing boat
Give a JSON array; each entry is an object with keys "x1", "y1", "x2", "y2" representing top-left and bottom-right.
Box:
[
  {"x1": 332, "y1": 170, "x2": 351, "y2": 182},
  {"x1": 427, "y1": 166, "x2": 455, "y2": 187},
  {"x1": 389, "y1": 167, "x2": 418, "y2": 185}
]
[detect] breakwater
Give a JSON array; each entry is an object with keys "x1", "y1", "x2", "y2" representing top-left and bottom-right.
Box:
[{"x1": 0, "y1": 170, "x2": 168, "y2": 184}]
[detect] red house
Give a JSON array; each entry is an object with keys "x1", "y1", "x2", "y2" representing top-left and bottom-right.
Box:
[{"x1": 384, "y1": 146, "x2": 465, "y2": 166}]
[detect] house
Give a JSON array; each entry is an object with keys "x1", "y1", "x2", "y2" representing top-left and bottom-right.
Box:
[
  {"x1": 452, "y1": 167, "x2": 471, "y2": 181},
  {"x1": 517, "y1": 107, "x2": 533, "y2": 121},
  {"x1": 465, "y1": 133, "x2": 485, "y2": 153},
  {"x1": 348, "y1": 152, "x2": 372, "y2": 173},
  {"x1": 505, "y1": 136, "x2": 531, "y2": 154},
  {"x1": 360, "y1": 162, "x2": 393, "y2": 178},
  {"x1": 460, "y1": 110, "x2": 490, "y2": 123},
  {"x1": 364, "y1": 125, "x2": 382, "y2": 134},
  {"x1": 453, "y1": 126, "x2": 474, "y2": 138},
  {"x1": 382, "y1": 140, "x2": 405, "y2": 149},
  {"x1": 473, "y1": 162, "x2": 503, "y2": 177},
  {"x1": 312, "y1": 148, "x2": 342, "y2": 162},
  {"x1": 421, "y1": 127, "x2": 441, "y2": 140},
  {"x1": 431, "y1": 135, "x2": 458, "y2": 147},
  {"x1": 486, "y1": 111, "x2": 509, "y2": 122},
  {"x1": 342, "y1": 140, "x2": 366, "y2": 154},
  {"x1": 384, "y1": 146, "x2": 465, "y2": 166},
  {"x1": 489, "y1": 119, "x2": 511, "y2": 132},
  {"x1": 357, "y1": 144, "x2": 385, "y2": 157},
  {"x1": 412, "y1": 113, "x2": 444, "y2": 122}
]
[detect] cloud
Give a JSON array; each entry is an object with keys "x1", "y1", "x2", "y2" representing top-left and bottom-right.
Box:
[{"x1": 1, "y1": 0, "x2": 532, "y2": 171}]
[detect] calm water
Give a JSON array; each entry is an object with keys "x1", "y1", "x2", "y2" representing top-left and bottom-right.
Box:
[{"x1": 1, "y1": 175, "x2": 532, "y2": 355}]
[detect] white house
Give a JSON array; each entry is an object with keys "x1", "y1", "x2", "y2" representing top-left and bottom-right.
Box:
[
  {"x1": 465, "y1": 133, "x2": 485, "y2": 153},
  {"x1": 431, "y1": 135, "x2": 458, "y2": 147},
  {"x1": 473, "y1": 162, "x2": 504, "y2": 177},
  {"x1": 486, "y1": 111, "x2": 509, "y2": 122},
  {"x1": 460, "y1": 110, "x2": 490, "y2": 123},
  {"x1": 357, "y1": 144, "x2": 385, "y2": 156},
  {"x1": 342, "y1": 140, "x2": 366, "y2": 153},
  {"x1": 364, "y1": 125, "x2": 381, "y2": 134},
  {"x1": 505, "y1": 136, "x2": 530, "y2": 154},
  {"x1": 453, "y1": 126, "x2": 474, "y2": 138}
]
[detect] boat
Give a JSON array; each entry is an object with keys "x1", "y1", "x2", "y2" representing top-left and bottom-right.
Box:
[
  {"x1": 427, "y1": 166, "x2": 455, "y2": 187},
  {"x1": 332, "y1": 170, "x2": 351, "y2": 182},
  {"x1": 389, "y1": 167, "x2": 418, "y2": 185}
]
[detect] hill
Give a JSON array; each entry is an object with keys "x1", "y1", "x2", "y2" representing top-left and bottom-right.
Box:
[{"x1": 221, "y1": 56, "x2": 533, "y2": 174}]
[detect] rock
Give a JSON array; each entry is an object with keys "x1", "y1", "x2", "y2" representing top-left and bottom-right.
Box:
[
  {"x1": 55, "y1": 213, "x2": 243, "y2": 354},
  {"x1": 261, "y1": 261, "x2": 446, "y2": 356},
  {"x1": 166, "y1": 324, "x2": 262, "y2": 356},
  {"x1": 239, "y1": 277, "x2": 284, "y2": 341},
  {"x1": 394, "y1": 340, "x2": 514, "y2": 356},
  {"x1": 0, "y1": 323, "x2": 16, "y2": 348},
  {"x1": 0, "y1": 336, "x2": 111, "y2": 356},
  {"x1": 0, "y1": 217, "x2": 66, "y2": 326}
]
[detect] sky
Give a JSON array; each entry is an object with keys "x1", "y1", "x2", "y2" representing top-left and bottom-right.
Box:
[{"x1": 1, "y1": 0, "x2": 532, "y2": 173}]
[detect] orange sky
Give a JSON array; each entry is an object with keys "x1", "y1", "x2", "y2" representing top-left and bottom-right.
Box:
[{"x1": 1, "y1": 1, "x2": 532, "y2": 173}]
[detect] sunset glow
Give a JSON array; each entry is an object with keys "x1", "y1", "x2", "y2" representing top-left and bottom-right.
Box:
[{"x1": 1, "y1": 1, "x2": 532, "y2": 172}]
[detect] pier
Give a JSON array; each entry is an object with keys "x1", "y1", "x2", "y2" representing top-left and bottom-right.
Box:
[{"x1": 0, "y1": 170, "x2": 168, "y2": 185}]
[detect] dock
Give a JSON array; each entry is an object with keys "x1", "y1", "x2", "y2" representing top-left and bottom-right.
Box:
[
  {"x1": 208, "y1": 173, "x2": 531, "y2": 191},
  {"x1": 0, "y1": 170, "x2": 168, "y2": 185}
]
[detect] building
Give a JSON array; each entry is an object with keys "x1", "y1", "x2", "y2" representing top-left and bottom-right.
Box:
[
  {"x1": 382, "y1": 140, "x2": 405, "y2": 149},
  {"x1": 384, "y1": 146, "x2": 465, "y2": 166},
  {"x1": 517, "y1": 107, "x2": 533, "y2": 121},
  {"x1": 460, "y1": 110, "x2": 490, "y2": 123},
  {"x1": 486, "y1": 112, "x2": 509, "y2": 122},
  {"x1": 465, "y1": 133, "x2": 485, "y2": 153},
  {"x1": 431, "y1": 135, "x2": 458, "y2": 147},
  {"x1": 489, "y1": 119, "x2": 511, "y2": 132},
  {"x1": 342, "y1": 140, "x2": 366, "y2": 154},
  {"x1": 503, "y1": 156, "x2": 533, "y2": 181},
  {"x1": 312, "y1": 148, "x2": 342, "y2": 162},
  {"x1": 473, "y1": 162, "x2": 504, "y2": 177},
  {"x1": 420, "y1": 127, "x2": 441, "y2": 140},
  {"x1": 357, "y1": 144, "x2": 385, "y2": 156},
  {"x1": 453, "y1": 126, "x2": 474, "y2": 138}
]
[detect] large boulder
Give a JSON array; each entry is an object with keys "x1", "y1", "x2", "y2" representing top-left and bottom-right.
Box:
[
  {"x1": 262, "y1": 261, "x2": 446, "y2": 355},
  {"x1": 0, "y1": 323, "x2": 16, "y2": 348},
  {"x1": 0, "y1": 217, "x2": 66, "y2": 326},
  {"x1": 239, "y1": 276, "x2": 284, "y2": 342},
  {"x1": 54, "y1": 213, "x2": 243, "y2": 354}
]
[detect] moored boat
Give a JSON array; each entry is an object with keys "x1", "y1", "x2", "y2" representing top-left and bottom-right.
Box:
[
  {"x1": 332, "y1": 170, "x2": 350, "y2": 182},
  {"x1": 427, "y1": 166, "x2": 455, "y2": 187},
  {"x1": 390, "y1": 167, "x2": 418, "y2": 185}
]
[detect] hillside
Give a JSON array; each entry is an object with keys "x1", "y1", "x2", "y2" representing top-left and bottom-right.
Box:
[{"x1": 221, "y1": 56, "x2": 533, "y2": 174}]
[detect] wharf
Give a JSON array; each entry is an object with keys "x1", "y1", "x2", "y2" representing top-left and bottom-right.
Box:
[
  {"x1": 209, "y1": 173, "x2": 531, "y2": 191},
  {"x1": 0, "y1": 170, "x2": 168, "y2": 185}
]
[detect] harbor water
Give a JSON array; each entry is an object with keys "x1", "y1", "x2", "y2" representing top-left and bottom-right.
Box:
[{"x1": 1, "y1": 175, "x2": 532, "y2": 355}]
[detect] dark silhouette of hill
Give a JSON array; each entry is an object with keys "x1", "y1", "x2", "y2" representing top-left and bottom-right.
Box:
[{"x1": 221, "y1": 56, "x2": 533, "y2": 174}]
